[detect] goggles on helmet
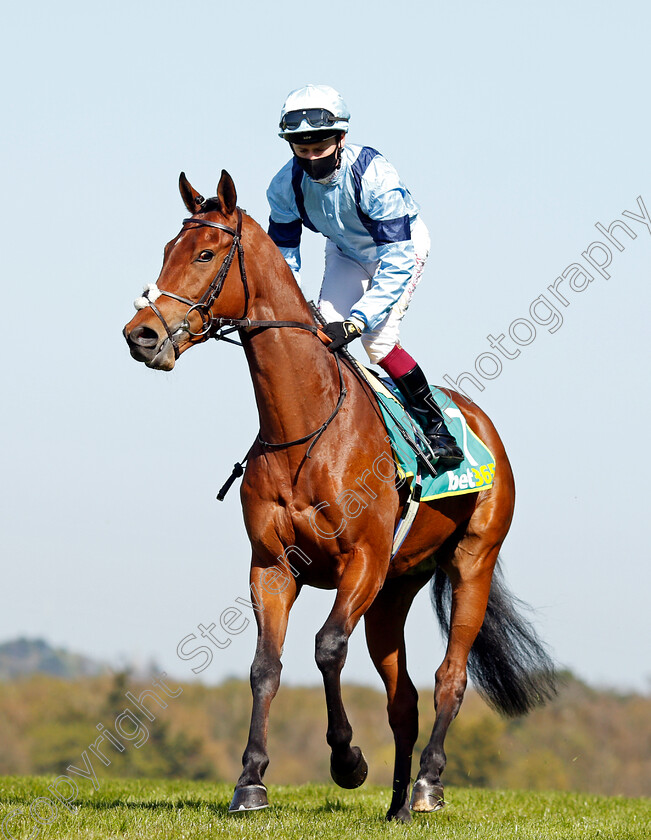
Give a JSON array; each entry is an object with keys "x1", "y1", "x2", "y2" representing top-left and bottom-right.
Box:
[{"x1": 280, "y1": 108, "x2": 348, "y2": 132}]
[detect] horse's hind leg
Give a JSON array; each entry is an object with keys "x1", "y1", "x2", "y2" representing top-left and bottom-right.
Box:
[
  {"x1": 411, "y1": 539, "x2": 500, "y2": 813},
  {"x1": 364, "y1": 573, "x2": 430, "y2": 823},
  {"x1": 314, "y1": 547, "x2": 386, "y2": 789}
]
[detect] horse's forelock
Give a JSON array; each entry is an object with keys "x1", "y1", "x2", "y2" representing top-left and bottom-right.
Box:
[{"x1": 199, "y1": 196, "x2": 222, "y2": 214}]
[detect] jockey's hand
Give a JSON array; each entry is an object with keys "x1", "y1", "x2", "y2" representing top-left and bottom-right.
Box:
[{"x1": 322, "y1": 318, "x2": 364, "y2": 352}]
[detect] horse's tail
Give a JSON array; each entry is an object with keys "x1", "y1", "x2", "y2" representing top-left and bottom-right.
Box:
[{"x1": 431, "y1": 558, "x2": 558, "y2": 717}]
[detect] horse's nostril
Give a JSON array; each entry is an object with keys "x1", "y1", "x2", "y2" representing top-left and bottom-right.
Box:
[{"x1": 128, "y1": 325, "x2": 159, "y2": 348}]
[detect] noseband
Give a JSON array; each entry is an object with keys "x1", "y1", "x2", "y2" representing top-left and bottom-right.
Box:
[{"x1": 134, "y1": 207, "x2": 249, "y2": 359}]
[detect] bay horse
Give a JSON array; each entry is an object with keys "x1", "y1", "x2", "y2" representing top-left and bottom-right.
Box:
[{"x1": 123, "y1": 171, "x2": 556, "y2": 822}]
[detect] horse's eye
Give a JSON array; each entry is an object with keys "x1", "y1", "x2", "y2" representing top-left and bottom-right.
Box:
[{"x1": 196, "y1": 250, "x2": 214, "y2": 262}]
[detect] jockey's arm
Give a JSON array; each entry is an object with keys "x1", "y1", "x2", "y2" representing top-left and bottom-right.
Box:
[
  {"x1": 350, "y1": 155, "x2": 418, "y2": 330},
  {"x1": 267, "y1": 178, "x2": 303, "y2": 286},
  {"x1": 349, "y1": 179, "x2": 417, "y2": 331},
  {"x1": 349, "y1": 238, "x2": 416, "y2": 330}
]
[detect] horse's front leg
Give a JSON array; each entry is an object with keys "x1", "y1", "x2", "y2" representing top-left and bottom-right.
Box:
[
  {"x1": 315, "y1": 546, "x2": 385, "y2": 789},
  {"x1": 229, "y1": 560, "x2": 299, "y2": 813}
]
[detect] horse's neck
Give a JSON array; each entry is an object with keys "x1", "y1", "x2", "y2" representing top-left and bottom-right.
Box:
[{"x1": 242, "y1": 242, "x2": 341, "y2": 447}]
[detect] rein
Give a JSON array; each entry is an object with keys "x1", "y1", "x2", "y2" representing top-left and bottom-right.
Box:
[{"x1": 134, "y1": 207, "x2": 348, "y2": 471}]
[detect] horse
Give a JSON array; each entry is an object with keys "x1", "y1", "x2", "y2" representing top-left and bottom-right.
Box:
[{"x1": 123, "y1": 170, "x2": 557, "y2": 822}]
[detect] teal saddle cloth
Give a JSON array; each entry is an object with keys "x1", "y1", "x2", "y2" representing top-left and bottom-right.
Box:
[{"x1": 364, "y1": 371, "x2": 496, "y2": 501}]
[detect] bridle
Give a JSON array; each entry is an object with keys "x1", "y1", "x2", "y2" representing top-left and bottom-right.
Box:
[
  {"x1": 133, "y1": 206, "x2": 347, "y2": 458},
  {"x1": 135, "y1": 207, "x2": 250, "y2": 360}
]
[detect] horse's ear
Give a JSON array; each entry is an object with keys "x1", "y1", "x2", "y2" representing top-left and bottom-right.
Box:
[
  {"x1": 179, "y1": 172, "x2": 205, "y2": 213},
  {"x1": 217, "y1": 170, "x2": 237, "y2": 215}
]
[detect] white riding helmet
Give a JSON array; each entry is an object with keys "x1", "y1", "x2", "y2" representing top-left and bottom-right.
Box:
[{"x1": 278, "y1": 84, "x2": 350, "y2": 143}]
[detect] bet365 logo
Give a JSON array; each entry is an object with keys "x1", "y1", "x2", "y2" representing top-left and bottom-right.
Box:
[{"x1": 447, "y1": 462, "x2": 495, "y2": 491}]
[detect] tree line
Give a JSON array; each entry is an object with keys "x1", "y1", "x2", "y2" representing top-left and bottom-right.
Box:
[{"x1": 0, "y1": 671, "x2": 648, "y2": 797}]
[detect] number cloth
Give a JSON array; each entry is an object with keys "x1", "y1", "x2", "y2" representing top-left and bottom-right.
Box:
[{"x1": 364, "y1": 370, "x2": 496, "y2": 501}]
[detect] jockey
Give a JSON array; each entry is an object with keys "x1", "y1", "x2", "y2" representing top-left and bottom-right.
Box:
[{"x1": 267, "y1": 84, "x2": 463, "y2": 469}]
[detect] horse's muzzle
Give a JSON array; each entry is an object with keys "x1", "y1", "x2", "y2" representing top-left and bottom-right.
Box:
[{"x1": 123, "y1": 324, "x2": 176, "y2": 370}]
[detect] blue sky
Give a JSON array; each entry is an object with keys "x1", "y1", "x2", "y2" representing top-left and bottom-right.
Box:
[{"x1": 1, "y1": 0, "x2": 649, "y2": 694}]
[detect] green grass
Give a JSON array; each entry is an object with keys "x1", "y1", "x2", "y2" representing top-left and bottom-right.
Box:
[{"x1": 0, "y1": 777, "x2": 648, "y2": 839}]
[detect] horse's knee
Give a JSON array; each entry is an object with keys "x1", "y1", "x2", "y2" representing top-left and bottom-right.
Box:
[
  {"x1": 315, "y1": 627, "x2": 348, "y2": 674},
  {"x1": 250, "y1": 651, "x2": 282, "y2": 697}
]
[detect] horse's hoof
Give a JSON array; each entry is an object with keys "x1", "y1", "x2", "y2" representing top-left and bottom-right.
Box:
[
  {"x1": 330, "y1": 746, "x2": 368, "y2": 789},
  {"x1": 228, "y1": 784, "x2": 269, "y2": 813},
  {"x1": 386, "y1": 806, "x2": 412, "y2": 823},
  {"x1": 410, "y1": 780, "x2": 445, "y2": 813}
]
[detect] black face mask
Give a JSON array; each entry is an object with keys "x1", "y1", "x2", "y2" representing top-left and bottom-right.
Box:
[{"x1": 295, "y1": 146, "x2": 340, "y2": 181}]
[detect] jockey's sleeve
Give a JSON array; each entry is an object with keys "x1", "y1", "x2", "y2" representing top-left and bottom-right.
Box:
[
  {"x1": 267, "y1": 173, "x2": 303, "y2": 286},
  {"x1": 348, "y1": 171, "x2": 417, "y2": 330}
]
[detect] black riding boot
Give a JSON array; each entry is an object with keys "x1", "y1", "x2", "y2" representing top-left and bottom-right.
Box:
[{"x1": 393, "y1": 365, "x2": 464, "y2": 470}]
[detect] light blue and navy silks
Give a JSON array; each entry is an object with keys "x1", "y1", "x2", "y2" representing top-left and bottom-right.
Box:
[{"x1": 267, "y1": 144, "x2": 420, "y2": 331}]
